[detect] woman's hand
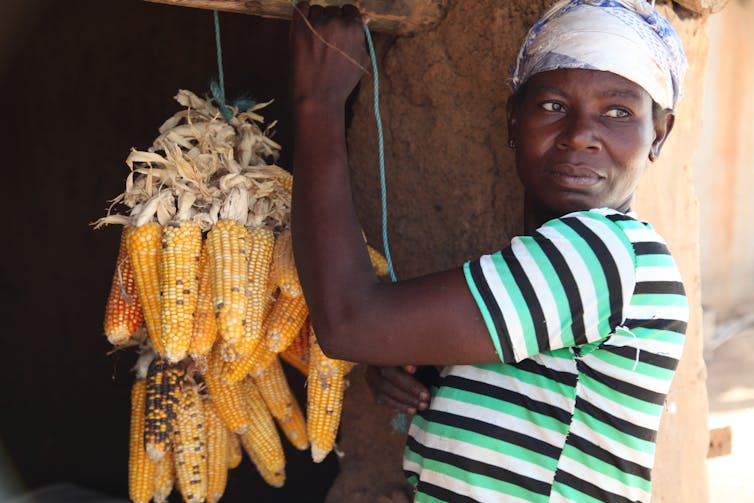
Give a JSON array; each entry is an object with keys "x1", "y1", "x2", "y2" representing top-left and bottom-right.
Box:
[
  {"x1": 290, "y1": 2, "x2": 370, "y2": 107},
  {"x1": 365, "y1": 365, "x2": 431, "y2": 415}
]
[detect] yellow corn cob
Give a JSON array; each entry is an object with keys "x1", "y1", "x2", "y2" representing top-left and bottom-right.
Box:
[
  {"x1": 207, "y1": 219, "x2": 249, "y2": 358},
  {"x1": 204, "y1": 349, "x2": 250, "y2": 434},
  {"x1": 204, "y1": 400, "x2": 229, "y2": 503},
  {"x1": 266, "y1": 294, "x2": 308, "y2": 353},
  {"x1": 221, "y1": 289, "x2": 278, "y2": 384},
  {"x1": 144, "y1": 359, "x2": 184, "y2": 461},
  {"x1": 273, "y1": 171, "x2": 293, "y2": 194},
  {"x1": 189, "y1": 242, "x2": 217, "y2": 368},
  {"x1": 239, "y1": 378, "x2": 286, "y2": 487},
  {"x1": 222, "y1": 335, "x2": 278, "y2": 383},
  {"x1": 226, "y1": 432, "x2": 242, "y2": 469},
  {"x1": 275, "y1": 396, "x2": 309, "y2": 451},
  {"x1": 239, "y1": 439, "x2": 286, "y2": 489},
  {"x1": 307, "y1": 332, "x2": 356, "y2": 463},
  {"x1": 253, "y1": 357, "x2": 297, "y2": 420},
  {"x1": 226, "y1": 226, "x2": 275, "y2": 360},
  {"x1": 367, "y1": 244, "x2": 390, "y2": 277},
  {"x1": 127, "y1": 221, "x2": 166, "y2": 355},
  {"x1": 174, "y1": 382, "x2": 208, "y2": 503},
  {"x1": 280, "y1": 321, "x2": 311, "y2": 376},
  {"x1": 251, "y1": 342, "x2": 279, "y2": 377},
  {"x1": 129, "y1": 378, "x2": 155, "y2": 503},
  {"x1": 254, "y1": 356, "x2": 309, "y2": 450},
  {"x1": 104, "y1": 226, "x2": 144, "y2": 345},
  {"x1": 160, "y1": 220, "x2": 202, "y2": 363},
  {"x1": 269, "y1": 229, "x2": 301, "y2": 297},
  {"x1": 219, "y1": 349, "x2": 255, "y2": 385},
  {"x1": 152, "y1": 447, "x2": 174, "y2": 503}
]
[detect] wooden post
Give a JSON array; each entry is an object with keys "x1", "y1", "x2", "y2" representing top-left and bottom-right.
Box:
[{"x1": 144, "y1": 0, "x2": 449, "y2": 34}]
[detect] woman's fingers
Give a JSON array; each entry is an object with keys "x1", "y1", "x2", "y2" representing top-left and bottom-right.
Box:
[
  {"x1": 365, "y1": 366, "x2": 430, "y2": 414},
  {"x1": 322, "y1": 5, "x2": 341, "y2": 19},
  {"x1": 341, "y1": 4, "x2": 362, "y2": 21},
  {"x1": 308, "y1": 3, "x2": 325, "y2": 21},
  {"x1": 379, "y1": 366, "x2": 429, "y2": 401},
  {"x1": 376, "y1": 393, "x2": 420, "y2": 415},
  {"x1": 290, "y1": 2, "x2": 369, "y2": 105},
  {"x1": 293, "y1": 1, "x2": 311, "y2": 20},
  {"x1": 369, "y1": 375, "x2": 421, "y2": 414}
]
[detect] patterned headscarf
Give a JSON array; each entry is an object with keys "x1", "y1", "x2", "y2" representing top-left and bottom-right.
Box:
[{"x1": 511, "y1": 0, "x2": 688, "y2": 110}]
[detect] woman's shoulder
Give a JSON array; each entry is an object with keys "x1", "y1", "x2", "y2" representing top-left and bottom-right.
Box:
[
  {"x1": 524, "y1": 208, "x2": 679, "y2": 277},
  {"x1": 537, "y1": 207, "x2": 667, "y2": 245}
]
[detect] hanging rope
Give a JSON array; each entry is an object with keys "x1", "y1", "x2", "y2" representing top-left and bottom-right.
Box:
[
  {"x1": 292, "y1": 2, "x2": 405, "y2": 431},
  {"x1": 291, "y1": 4, "x2": 406, "y2": 430},
  {"x1": 361, "y1": 23, "x2": 409, "y2": 434},
  {"x1": 210, "y1": 10, "x2": 233, "y2": 121},
  {"x1": 362, "y1": 26, "x2": 396, "y2": 284},
  {"x1": 210, "y1": 11, "x2": 255, "y2": 121}
]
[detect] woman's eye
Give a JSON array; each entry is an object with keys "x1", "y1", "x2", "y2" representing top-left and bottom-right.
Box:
[
  {"x1": 540, "y1": 101, "x2": 565, "y2": 112},
  {"x1": 605, "y1": 107, "x2": 630, "y2": 118}
]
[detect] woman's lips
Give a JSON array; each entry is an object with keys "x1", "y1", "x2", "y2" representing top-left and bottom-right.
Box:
[{"x1": 547, "y1": 164, "x2": 603, "y2": 189}]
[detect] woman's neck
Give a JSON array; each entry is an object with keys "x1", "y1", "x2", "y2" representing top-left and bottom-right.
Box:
[{"x1": 522, "y1": 193, "x2": 634, "y2": 234}]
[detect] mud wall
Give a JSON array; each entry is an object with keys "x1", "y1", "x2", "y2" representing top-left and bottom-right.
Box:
[
  {"x1": 633, "y1": 5, "x2": 709, "y2": 501},
  {"x1": 693, "y1": 0, "x2": 754, "y2": 321},
  {"x1": 331, "y1": 0, "x2": 711, "y2": 501}
]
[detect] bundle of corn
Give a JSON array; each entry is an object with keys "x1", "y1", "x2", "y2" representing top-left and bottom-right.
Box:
[
  {"x1": 97, "y1": 90, "x2": 290, "y2": 361},
  {"x1": 98, "y1": 90, "x2": 387, "y2": 500},
  {"x1": 128, "y1": 349, "x2": 236, "y2": 503}
]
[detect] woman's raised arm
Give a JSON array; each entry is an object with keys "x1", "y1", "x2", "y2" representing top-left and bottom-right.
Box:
[{"x1": 289, "y1": 3, "x2": 496, "y2": 366}]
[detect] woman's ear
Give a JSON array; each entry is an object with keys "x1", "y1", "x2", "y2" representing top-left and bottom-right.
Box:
[{"x1": 650, "y1": 108, "x2": 675, "y2": 162}]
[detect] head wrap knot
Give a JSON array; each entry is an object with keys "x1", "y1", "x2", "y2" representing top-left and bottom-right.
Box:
[{"x1": 511, "y1": 0, "x2": 688, "y2": 110}]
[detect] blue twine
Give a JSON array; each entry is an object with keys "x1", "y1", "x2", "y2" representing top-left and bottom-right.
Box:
[
  {"x1": 211, "y1": 11, "x2": 234, "y2": 121},
  {"x1": 211, "y1": 11, "x2": 257, "y2": 121},
  {"x1": 288, "y1": 2, "x2": 405, "y2": 433},
  {"x1": 363, "y1": 26, "x2": 396, "y2": 284},
  {"x1": 363, "y1": 25, "x2": 407, "y2": 433},
  {"x1": 286, "y1": 4, "x2": 395, "y2": 282}
]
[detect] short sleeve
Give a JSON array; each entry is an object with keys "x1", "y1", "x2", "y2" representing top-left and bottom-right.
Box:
[{"x1": 463, "y1": 209, "x2": 637, "y2": 363}]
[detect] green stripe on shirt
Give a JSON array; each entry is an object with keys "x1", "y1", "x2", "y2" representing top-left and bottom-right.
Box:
[
  {"x1": 491, "y1": 251, "x2": 539, "y2": 357},
  {"x1": 545, "y1": 219, "x2": 614, "y2": 340},
  {"x1": 520, "y1": 237, "x2": 577, "y2": 348},
  {"x1": 463, "y1": 261, "x2": 505, "y2": 362}
]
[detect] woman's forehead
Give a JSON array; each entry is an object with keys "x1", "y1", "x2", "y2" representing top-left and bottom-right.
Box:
[{"x1": 523, "y1": 69, "x2": 651, "y2": 101}]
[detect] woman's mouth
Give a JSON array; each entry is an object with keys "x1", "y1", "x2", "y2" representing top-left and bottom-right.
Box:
[{"x1": 547, "y1": 164, "x2": 603, "y2": 189}]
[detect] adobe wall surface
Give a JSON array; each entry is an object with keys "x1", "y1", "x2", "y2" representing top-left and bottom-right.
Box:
[
  {"x1": 330, "y1": 1, "x2": 711, "y2": 501},
  {"x1": 634, "y1": 4, "x2": 710, "y2": 501},
  {"x1": 694, "y1": 0, "x2": 754, "y2": 321}
]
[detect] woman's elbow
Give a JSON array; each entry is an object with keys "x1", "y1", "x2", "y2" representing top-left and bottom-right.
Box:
[
  {"x1": 310, "y1": 316, "x2": 362, "y2": 362},
  {"x1": 305, "y1": 286, "x2": 381, "y2": 361},
  {"x1": 312, "y1": 321, "x2": 353, "y2": 360}
]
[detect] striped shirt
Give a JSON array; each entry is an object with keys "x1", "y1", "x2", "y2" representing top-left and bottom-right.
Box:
[{"x1": 403, "y1": 208, "x2": 688, "y2": 502}]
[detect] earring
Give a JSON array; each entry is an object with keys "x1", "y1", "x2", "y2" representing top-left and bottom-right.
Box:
[
  {"x1": 649, "y1": 151, "x2": 656, "y2": 162},
  {"x1": 508, "y1": 138, "x2": 517, "y2": 149}
]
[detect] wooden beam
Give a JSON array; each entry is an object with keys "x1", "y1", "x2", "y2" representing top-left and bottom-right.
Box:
[
  {"x1": 708, "y1": 425, "x2": 732, "y2": 458},
  {"x1": 144, "y1": 0, "x2": 449, "y2": 34}
]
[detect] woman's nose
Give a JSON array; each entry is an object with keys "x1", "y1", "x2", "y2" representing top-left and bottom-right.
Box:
[{"x1": 557, "y1": 112, "x2": 601, "y2": 152}]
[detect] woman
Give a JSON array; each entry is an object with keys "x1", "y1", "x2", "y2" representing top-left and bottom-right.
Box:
[{"x1": 290, "y1": 0, "x2": 688, "y2": 501}]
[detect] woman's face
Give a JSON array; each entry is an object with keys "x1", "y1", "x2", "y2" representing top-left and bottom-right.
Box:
[{"x1": 509, "y1": 68, "x2": 673, "y2": 225}]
